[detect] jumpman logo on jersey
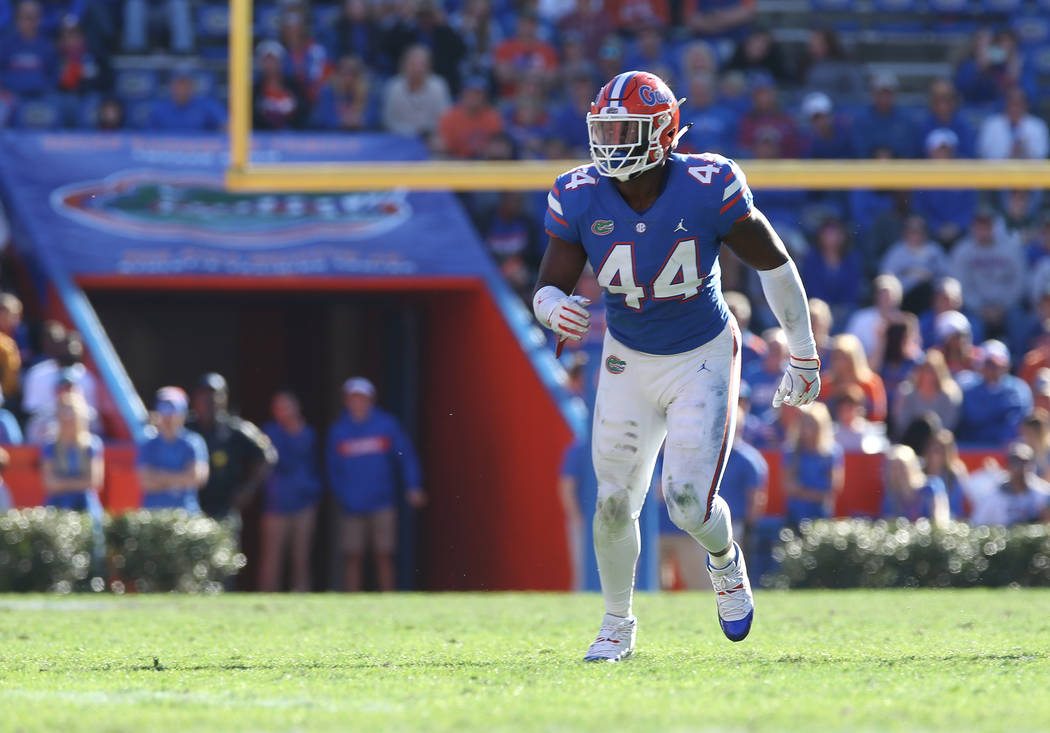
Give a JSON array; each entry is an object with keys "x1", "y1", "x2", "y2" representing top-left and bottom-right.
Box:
[
  {"x1": 674, "y1": 218, "x2": 688, "y2": 233},
  {"x1": 696, "y1": 360, "x2": 710, "y2": 374}
]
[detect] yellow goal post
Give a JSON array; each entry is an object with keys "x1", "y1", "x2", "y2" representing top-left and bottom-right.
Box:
[{"x1": 225, "y1": 0, "x2": 1050, "y2": 192}]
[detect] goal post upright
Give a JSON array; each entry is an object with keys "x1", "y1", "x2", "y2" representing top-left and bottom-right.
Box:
[
  {"x1": 228, "y1": 0, "x2": 252, "y2": 174},
  {"x1": 222, "y1": 10, "x2": 1050, "y2": 193}
]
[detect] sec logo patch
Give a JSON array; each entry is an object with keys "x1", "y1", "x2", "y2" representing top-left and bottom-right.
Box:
[{"x1": 605, "y1": 355, "x2": 627, "y2": 374}]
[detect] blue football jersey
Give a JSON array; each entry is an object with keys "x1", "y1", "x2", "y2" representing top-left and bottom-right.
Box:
[{"x1": 544, "y1": 153, "x2": 754, "y2": 355}]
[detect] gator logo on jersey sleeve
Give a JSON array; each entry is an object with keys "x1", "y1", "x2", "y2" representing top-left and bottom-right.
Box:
[
  {"x1": 591, "y1": 219, "x2": 615, "y2": 236},
  {"x1": 605, "y1": 355, "x2": 627, "y2": 374}
]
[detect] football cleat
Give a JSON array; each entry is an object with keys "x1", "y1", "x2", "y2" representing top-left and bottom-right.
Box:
[
  {"x1": 707, "y1": 542, "x2": 754, "y2": 642},
  {"x1": 583, "y1": 613, "x2": 637, "y2": 662}
]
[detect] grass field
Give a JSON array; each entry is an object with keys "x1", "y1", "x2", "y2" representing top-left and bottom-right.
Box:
[{"x1": 1, "y1": 590, "x2": 1049, "y2": 733}]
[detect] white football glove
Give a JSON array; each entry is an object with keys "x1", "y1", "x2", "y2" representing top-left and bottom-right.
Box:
[
  {"x1": 534, "y1": 286, "x2": 591, "y2": 342},
  {"x1": 772, "y1": 355, "x2": 821, "y2": 408}
]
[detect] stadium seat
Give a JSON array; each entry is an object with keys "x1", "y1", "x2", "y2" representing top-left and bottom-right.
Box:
[
  {"x1": 197, "y1": 4, "x2": 229, "y2": 39},
  {"x1": 1013, "y1": 15, "x2": 1050, "y2": 46},
  {"x1": 115, "y1": 69, "x2": 160, "y2": 101},
  {"x1": 15, "y1": 97, "x2": 61, "y2": 129}
]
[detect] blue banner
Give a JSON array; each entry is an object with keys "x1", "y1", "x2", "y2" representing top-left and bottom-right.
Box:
[{"x1": 0, "y1": 132, "x2": 491, "y2": 278}]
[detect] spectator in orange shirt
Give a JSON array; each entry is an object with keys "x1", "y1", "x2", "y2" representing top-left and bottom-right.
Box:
[
  {"x1": 437, "y1": 76, "x2": 504, "y2": 159},
  {"x1": 0, "y1": 294, "x2": 20, "y2": 402},
  {"x1": 492, "y1": 10, "x2": 558, "y2": 97},
  {"x1": 1020, "y1": 319, "x2": 1050, "y2": 387},
  {"x1": 822, "y1": 333, "x2": 888, "y2": 423}
]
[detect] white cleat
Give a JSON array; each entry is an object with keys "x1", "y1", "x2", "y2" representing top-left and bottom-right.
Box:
[
  {"x1": 707, "y1": 542, "x2": 755, "y2": 642},
  {"x1": 583, "y1": 613, "x2": 637, "y2": 662}
]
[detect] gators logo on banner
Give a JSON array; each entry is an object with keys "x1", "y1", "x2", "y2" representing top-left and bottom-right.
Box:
[{"x1": 51, "y1": 170, "x2": 411, "y2": 247}]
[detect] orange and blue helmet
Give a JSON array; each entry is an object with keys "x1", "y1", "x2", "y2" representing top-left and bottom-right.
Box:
[{"x1": 587, "y1": 71, "x2": 683, "y2": 179}]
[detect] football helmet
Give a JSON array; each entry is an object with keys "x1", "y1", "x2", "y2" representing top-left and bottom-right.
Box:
[{"x1": 587, "y1": 71, "x2": 684, "y2": 180}]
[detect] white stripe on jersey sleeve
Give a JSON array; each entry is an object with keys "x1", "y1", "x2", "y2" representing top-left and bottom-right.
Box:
[
  {"x1": 547, "y1": 192, "x2": 564, "y2": 215},
  {"x1": 722, "y1": 177, "x2": 743, "y2": 201}
]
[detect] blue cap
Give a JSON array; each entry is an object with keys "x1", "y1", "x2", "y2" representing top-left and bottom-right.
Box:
[{"x1": 155, "y1": 386, "x2": 188, "y2": 415}]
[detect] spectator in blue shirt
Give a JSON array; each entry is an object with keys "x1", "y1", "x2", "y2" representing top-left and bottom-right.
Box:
[
  {"x1": 918, "y1": 78, "x2": 975, "y2": 158},
  {"x1": 801, "y1": 216, "x2": 862, "y2": 327},
  {"x1": 724, "y1": 291, "x2": 766, "y2": 379},
  {"x1": 624, "y1": 24, "x2": 677, "y2": 77},
  {"x1": 911, "y1": 128, "x2": 977, "y2": 246},
  {"x1": 42, "y1": 392, "x2": 104, "y2": 565},
  {"x1": 882, "y1": 444, "x2": 949, "y2": 524},
  {"x1": 137, "y1": 387, "x2": 208, "y2": 513},
  {"x1": 783, "y1": 402, "x2": 843, "y2": 526},
  {"x1": 0, "y1": 388, "x2": 22, "y2": 444},
  {"x1": 955, "y1": 28, "x2": 1037, "y2": 108},
  {"x1": 260, "y1": 391, "x2": 322, "y2": 592},
  {"x1": 0, "y1": 447, "x2": 11, "y2": 511},
  {"x1": 558, "y1": 356, "x2": 600, "y2": 591},
  {"x1": 310, "y1": 55, "x2": 373, "y2": 131},
  {"x1": 721, "y1": 393, "x2": 768, "y2": 550},
  {"x1": 148, "y1": 70, "x2": 226, "y2": 131},
  {"x1": 42, "y1": 392, "x2": 103, "y2": 513},
  {"x1": 677, "y1": 72, "x2": 736, "y2": 157},
  {"x1": 743, "y1": 327, "x2": 787, "y2": 429},
  {"x1": 957, "y1": 340, "x2": 1033, "y2": 446},
  {"x1": 326, "y1": 0, "x2": 383, "y2": 72},
  {"x1": 801, "y1": 92, "x2": 852, "y2": 159},
  {"x1": 0, "y1": 0, "x2": 57, "y2": 97},
  {"x1": 550, "y1": 72, "x2": 596, "y2": 157},
  {"x1": 327, "y1": 377, "x2": 425, "y2": 592},
  {"x1": 852, "y1": 71, "x2": 918, "y2": 159}
]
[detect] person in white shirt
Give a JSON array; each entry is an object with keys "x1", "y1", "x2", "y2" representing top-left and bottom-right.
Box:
[
  {"x1": 970, "y1": 443, "x2": 1050, "y2": 525},
  {"x1": 948, "y1": 207, "x2": 1025, "y2": 335},
  {"x1": 846, "y1": 274, "x2": 903, "y2": 361},
  {"x1": 381, "y1": 44, "x2": 451, "y2": 140},
  {"x1": 22, "y1": 333, "x2": 99, "y2": 418},
  {"x1": 977, "y1": 87, "x2": 1049, "y2": 160},
  {"x1": 879, "y1": 213, "x2": 948, "y2": 307}
]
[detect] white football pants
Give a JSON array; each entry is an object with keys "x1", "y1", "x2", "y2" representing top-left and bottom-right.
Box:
[{"x1": 591, "y1": 318, "x2": 741, "y2": 617}]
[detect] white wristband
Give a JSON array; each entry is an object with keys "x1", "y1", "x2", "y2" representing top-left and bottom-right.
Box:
[
  {"x1": 758, "y1": 260, "x2": 817, "y2": 359},
  {"x1": 533, "y1": 285, "x2": 567, "y2": 329}
]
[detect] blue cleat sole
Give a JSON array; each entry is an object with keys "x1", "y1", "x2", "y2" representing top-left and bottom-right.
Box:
[{"x1": 719, "y1": 609, "x2": 753, "y2": 642}]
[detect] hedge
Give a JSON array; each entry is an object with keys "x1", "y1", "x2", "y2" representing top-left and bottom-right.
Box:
[
  {"x1": 0, "y1": 508, "x2": 245, "y2": 593},
  {"x1": 769, "y1": 519, "x2": 1050, "y2": 589}
]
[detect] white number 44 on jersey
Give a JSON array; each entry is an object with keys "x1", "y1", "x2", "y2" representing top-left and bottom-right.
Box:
[{"x1": 597, "y1": 239, "x2": 704, "y2": 310}]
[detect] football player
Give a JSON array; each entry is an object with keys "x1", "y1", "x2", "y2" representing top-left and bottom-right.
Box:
[{"x1": 533, "y1": 71, "x2": 820, "y2": 660}]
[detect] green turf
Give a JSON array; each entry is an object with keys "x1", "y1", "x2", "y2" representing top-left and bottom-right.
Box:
[{"x1": 1, "y1": 590, "x2": 1049, "y2": 732}]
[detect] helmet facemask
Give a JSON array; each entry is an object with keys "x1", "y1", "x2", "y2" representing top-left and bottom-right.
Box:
[{"x1": 587, "y1": 109, "x2": 674, "y2": 180}]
